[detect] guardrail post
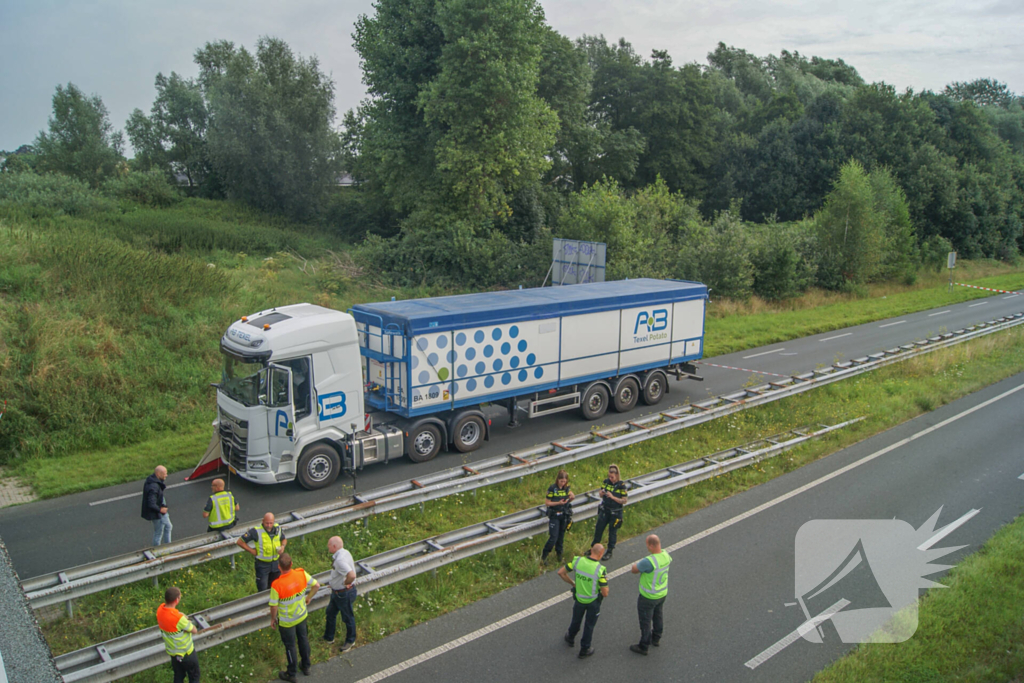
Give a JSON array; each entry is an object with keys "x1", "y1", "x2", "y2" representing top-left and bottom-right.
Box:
[{"x1": 66, "y1": 599, "x2": 73, "y2": 618}]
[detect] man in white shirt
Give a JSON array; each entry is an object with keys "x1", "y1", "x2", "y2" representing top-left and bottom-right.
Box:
[{"x1": 323, "y1": 536, "x2": 357, "y2": 650}]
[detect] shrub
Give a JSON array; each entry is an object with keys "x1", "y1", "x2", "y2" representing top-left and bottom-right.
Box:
[
  {"x1": 102, "y1": 169, "x2": 181, "y2": 208},
  {"x1": 920, "y1": 234, "x2": 954, "y2": 272},
  {"x1": 0, "y1": 171, "x2": 116, "y2": 216},
  {"x1": 750, "y1": 223, "x2": 815, "y2": 300}
]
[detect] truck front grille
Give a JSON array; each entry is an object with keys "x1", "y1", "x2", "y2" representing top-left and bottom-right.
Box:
[{"x1": 219, "y1": 411, "x2": 249, "y2": 472}]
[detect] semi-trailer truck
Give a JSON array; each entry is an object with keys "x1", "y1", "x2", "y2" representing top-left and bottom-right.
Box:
[{"x1": 214, "y1": 278, "x2": 707, "y2": 489}]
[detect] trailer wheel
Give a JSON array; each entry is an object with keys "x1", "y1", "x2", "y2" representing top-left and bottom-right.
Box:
[
  {"x1": 296, "y1": 444, "x2": 341, "y2": 490},
  {"x1": 581, "y1": 384, "x2": 610, "y2": 420},
  {"x1": 641, "y1": 371, "x2": 667, "y2": 406},
  {"x1": 407, "y1": 423, "x2": 442, "y2": 463},
  {"x1": 452, "y1": 414, "x2": 486, "y2": 453},
  {"x1": 612, "y1": 377, "x2": 640, "y2": 413}
]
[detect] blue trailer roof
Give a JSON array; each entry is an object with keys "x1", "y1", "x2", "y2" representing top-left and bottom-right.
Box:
[{"x1": 351, "y1": 278, "x2": 707, "y2": 335}]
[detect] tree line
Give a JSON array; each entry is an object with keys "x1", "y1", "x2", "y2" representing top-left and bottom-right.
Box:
[{"x1": 4, "y1": 0, "x2": 1023, "y2": 297}]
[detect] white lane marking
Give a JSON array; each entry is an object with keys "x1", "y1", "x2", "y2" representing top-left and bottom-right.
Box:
[
  {"x1": 1002, "y1": 295, "x2": 1018, "y2": 300},
  {"x1": 88, "y1": 477, "x2": 209, "y2": 507},
  {"x1": 929, "y1": 310, "x2": 951, "y2": 317},
  {"x1": 879, "y1": 320, "x2": 907, "y2": 328},
  {"x1": 745, "y1": 599, "x2": 850, "y2": 670},
  {"x1": 969, "y1": 301, "x2": 988, "y2": 308},
  {"x1": 780, "y1": 352, "x2": 798, "y2": 356},
  {"x1": 352, "y1": 381, "x2": 1024, "y2": 683},
  {"x1": 820, "y1": 333, "x2": 852, "y2": 342},
  {"x1": 1018, "y1": 472, "x2": 1024, "y2": 480},
  {"x1": 918, "y1": 508, "x2": 980, "y2": 551},
  {"x1": 743, "y1": 348, "x2": 785, "y2": 360}
]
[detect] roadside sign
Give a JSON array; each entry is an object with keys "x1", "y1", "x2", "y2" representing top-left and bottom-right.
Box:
[
  {"x1": 549, "y1": 239, "x2": 606, "y2": 285},
  {"x1": 947, "y1": 252, "x2": 956, "y2": 269}
]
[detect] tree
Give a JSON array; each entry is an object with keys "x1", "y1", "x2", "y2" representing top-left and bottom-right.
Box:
[
  {"x1": 126, "y1": 73, "x2": 213, "y2": 192},
  {"x1": 813, "y1": 160, "x2": 886, "y2": 288},
  {"x1": 944, "y1": 79, "x2": 1015, "y2": 109},
  {"x1": 34, "y1": 83, "x2": 123, "y2": 187},
  {"x1": 354, "y1": 0, "x2": 558, "y2": 219},
  {"x1": 195, "y1": 37, "x2": 342, "y2": 220}
]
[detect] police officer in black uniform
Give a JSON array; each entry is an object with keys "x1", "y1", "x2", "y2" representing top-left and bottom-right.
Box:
[
  {"x1": 591, "y1": 464, "x2": 627, "y2": 561},
  {"x1": 541, "y1": 469, "x2": 575, "y2": 564}
]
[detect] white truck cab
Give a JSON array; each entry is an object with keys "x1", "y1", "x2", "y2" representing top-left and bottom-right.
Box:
[{"x1": 217, "y1": 304, "x2": 365, "y2": 488}]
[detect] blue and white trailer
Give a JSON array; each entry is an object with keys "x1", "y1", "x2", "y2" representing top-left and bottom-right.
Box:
[{"x1": 213, "y1": 278, "x2": 707, "y2": 489}]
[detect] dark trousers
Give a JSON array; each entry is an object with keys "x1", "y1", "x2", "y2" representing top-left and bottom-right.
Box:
[
  {"x1": 207, "y1": 520, "x2": 237, "y2": 533},
  {"x1": 591, "y1": 507, "x2": 622, "y2": 550},
  {"x1": 542, "y1": 515, "x2": 569, "y2": 558},
  {"x1": 279, "y1": 620, "x2": 311, "y2": 676},
  {"x1": 637, "y1": 595, "x2": 665, "y2": 650},
  {"x1": 324, "y1": 587, "x2": 357, "y2": 644},
  {"x1": 566, "y1": 598, "x2": 602, "y2": 651},
  {"x1": 255, "y1": 561, "x2": 280, "y2": 592},
  {"x1": 169, "y1": 651, "x2": 200, "y2": 683}
]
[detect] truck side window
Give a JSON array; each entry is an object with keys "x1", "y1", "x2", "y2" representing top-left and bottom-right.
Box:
[{"x1": 279, "y1": 357, "x2": 312, "y2": 420}]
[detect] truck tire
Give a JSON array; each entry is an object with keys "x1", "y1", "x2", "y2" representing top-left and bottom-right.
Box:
[
  {"x1": 581, "y1": 383, "x2": 610, "y2": 421},
  {"x1": 641, "y1": 371, "x2": 667, "y2": 406},
  {"x1": 612, "y1": 377, "x2": 640, "y2": 413},
  {"x1": 296, "y1": 444, "x2": 341, "y2": 490},
  {"x1": 452, "y1": 414, "x2": 486, "y2": 453},
  {"x1": 407, "y1": 423, "x2": 442, "y2": 463}
]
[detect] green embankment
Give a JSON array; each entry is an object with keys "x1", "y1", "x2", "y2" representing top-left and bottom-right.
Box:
[{"x1": 39, "y1": 326, "x2": 1024, "y2": 683}]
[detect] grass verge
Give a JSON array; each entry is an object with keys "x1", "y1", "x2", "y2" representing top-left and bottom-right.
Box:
[
  {"x1": 813, "y1": 513, "x2": 1024, "y2": 683},
  {"x1": 39, "y1": 326, "x2": 1024, "y2": 682}
]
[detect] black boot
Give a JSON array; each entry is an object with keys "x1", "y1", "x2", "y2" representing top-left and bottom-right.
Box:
[{"x1": 601, "y1": 549, "x2": 613, "y2": 561}]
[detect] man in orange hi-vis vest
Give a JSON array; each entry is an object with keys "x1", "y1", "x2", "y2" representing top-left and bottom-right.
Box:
[
  {"x1": 157, "y1": 586, "x2": 202, "y2": 683},
  {"x1": 269, "y1": 552, "x2": 320, "y2": 683}
]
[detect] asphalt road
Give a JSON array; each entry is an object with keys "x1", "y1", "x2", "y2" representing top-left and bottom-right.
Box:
[
  {"x1": 1, "y1": 290, "x2": 1022, "y2": 580},
  {"x1": 307, "y1": 371, "x2": 1024, "y2": 683}
]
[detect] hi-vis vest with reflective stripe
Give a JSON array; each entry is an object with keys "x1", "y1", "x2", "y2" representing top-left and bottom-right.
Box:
[
  {"x1": 157, "y1": 604, "x2": 195, "y2": 656},
  {"x1": 571, "y1": 556, "x2": 605, "y2": 604},
  {"x1": 270, "y1": 568, "x2": 317, "y2": 628},
  {"x1": 255, "y1": 525, "x2": 283, "y2": 562},
  {"x1": 639, "y1": 550, "x2": 671, "y2": 599},
  {"x1": 208, "y1": 491, "x2": 236, "y2": 529}
]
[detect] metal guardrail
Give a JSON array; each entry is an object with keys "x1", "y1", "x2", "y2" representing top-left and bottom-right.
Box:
[
  {"x1": 23, "y1": 311, "x2": 1024, "y2": 609},
  {"x1": 53, "y1": 420, "x2": 860, "y2": 682}
]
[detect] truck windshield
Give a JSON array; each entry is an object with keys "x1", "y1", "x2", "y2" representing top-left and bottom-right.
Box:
[{"x1": 221, "y1": 354, "x2": 266, "y2": 407}]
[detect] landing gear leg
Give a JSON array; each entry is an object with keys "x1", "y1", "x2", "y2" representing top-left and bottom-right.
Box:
[{"x1": 507, "y1": 398, "x2": 522, "y2": 429}]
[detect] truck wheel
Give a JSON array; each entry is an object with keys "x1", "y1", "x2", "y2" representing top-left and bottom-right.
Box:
[
  {"x1": 641, "y1": 371, "x2": 667, "y2": 406},
  {"x1": 612, "y1": 377, "x2": 640, "y2": 413},
  {"x1": 581, "y1": 384, "x2": 610, "y2": 420},
  {"x1": 407, "y1": 423, "x2": 442, "y2": 463},
  {"x1": 452, "y1": 414, "x2": 486, "y2": 453},
  {"x1": 296, "y1": 444, "x2": 341, "y2": 490}
]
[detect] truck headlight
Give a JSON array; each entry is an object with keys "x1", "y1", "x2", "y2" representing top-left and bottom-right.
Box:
[{"x1": 248, "y1": 460, "x2": 269, "y2": 471}]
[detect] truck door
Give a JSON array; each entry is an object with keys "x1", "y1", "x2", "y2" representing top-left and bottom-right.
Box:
[{"x1": 266, "y1": 364, "x2": 295, "y2": 464}]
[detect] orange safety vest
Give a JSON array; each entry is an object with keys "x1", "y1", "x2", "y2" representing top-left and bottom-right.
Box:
[
  {"x1": 157, "y1": 603, "x2": 194, "y2": 656},
  {"x1": 270, "y1": 568, "x2": 315, "y2": 627}
]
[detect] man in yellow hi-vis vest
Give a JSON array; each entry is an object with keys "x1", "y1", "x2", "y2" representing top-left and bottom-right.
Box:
[
  {"x1": 237, "y1": 512, "x2": 288, "y2": 591},
  {"x1": 557, "y1": 543, "x2": 609, "y2": 658},
  {"x1": 629, "y1": 534, "x2": 671, "y2": 654},
  {"x1": 203, "y1": 478, "x2": 239, "y2": 532},
  {"x1": 269, "y1": 552, "x2": 320, "y2": 683},
  {"x1": 157, "y1": 586, "x2": 204, "y2": 683}
]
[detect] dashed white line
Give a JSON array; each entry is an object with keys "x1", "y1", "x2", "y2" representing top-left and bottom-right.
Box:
[
  {"x1": 879, "y1": 320, "x2": 906, "y2": 328},
  {"x1": 928, "y1": 310, "x2": 951, "y2": 317},
  {"x1": 820, "y1": 333, "x2": 852, "y2": 342},
  {"x1": 917, "y1": 508, "x2": 981, "y2": 551},
  {"x1": 968, "y1": 301, "x2": 988, "y2": 308},
  {"x1": 1002, "y1": 295, "x2": 1019, "y2": 300},
  {"x1": 743, "y1": 348, "x2": 785, "y2": 360},
  {"x1": 350, "y1": 381, "x2": 1024, "y2": 683},
  {"x1": 1018, "y1": 472, "x2": 1024, "y2": 480},
  {"x1": 744, "y1": 599, "x2": 850, "y2": 669}
]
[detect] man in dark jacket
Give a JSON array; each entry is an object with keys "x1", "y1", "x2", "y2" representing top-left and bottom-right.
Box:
[{"x1": 142, "y1": 465, "x2": 173, "y2": 546}]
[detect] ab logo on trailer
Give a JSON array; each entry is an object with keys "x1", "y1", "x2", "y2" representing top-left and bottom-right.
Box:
[{"x1": 633, "y1": 309, "x2": 669, "y2": 344}]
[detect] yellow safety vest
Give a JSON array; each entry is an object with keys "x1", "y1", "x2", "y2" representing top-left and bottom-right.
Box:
[
  {"x1": 157, "y1": 604, "x2": 195, "y2": 656},
  {"x1": 208, "y1": 491, "x2": 236, "y2": 529},
  {"x1": 269, "y1": 569, "x2": 318, "y2": 628},
  {"x1": 255, "y1": 526, "x2": 283, "y2": 562},
  {"x1": 571, "y1": 556, "x2": 606, "y2": 605},
  {"x1": 639, "y1": 551, "x2": 671, "y2": 599}
]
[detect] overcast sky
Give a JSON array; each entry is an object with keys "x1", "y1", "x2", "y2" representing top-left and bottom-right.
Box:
[{"x1": 2, "y1": 0, "x2": 1022, "y2": 152}]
